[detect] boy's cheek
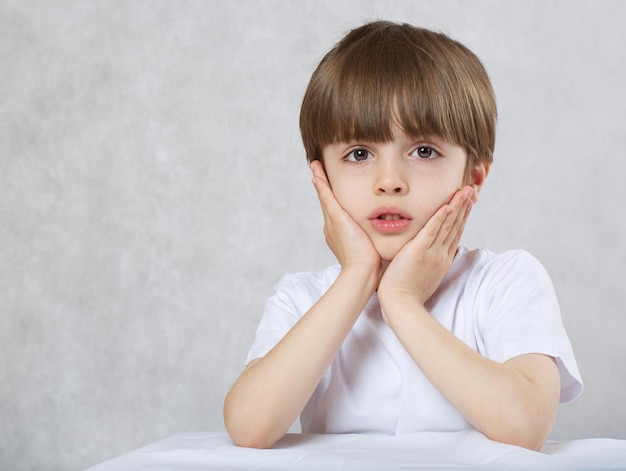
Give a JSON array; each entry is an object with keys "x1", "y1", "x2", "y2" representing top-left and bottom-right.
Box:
[
  {"x1": 422, "y1": 181, "x2": 462, "y2": 211},
  {"x1": 330, "y1": 185, "x2": 360, "y2": 214}
]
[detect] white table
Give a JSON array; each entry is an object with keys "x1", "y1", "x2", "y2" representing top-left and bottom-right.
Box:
[{"x1": 86, "y1": 430, "x2": 626, "y2": 470}]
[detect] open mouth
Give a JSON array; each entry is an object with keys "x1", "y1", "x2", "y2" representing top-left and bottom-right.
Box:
[
  {"x1": 370, "y1": 207, "x2": 412, "y2": 221},
  {"x1": 369, "y1": 208, "x2": 412, "y2": 232},
  {"x1": 377, "y1": 214, "x2": 405, "y2": 221}
]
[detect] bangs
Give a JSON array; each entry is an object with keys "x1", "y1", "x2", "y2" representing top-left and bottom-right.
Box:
[
  {"x1": 300, "y1": 22, "x2": 496, "y2": 165},
  {"x1": 319, "y1": 57, "x2": 461, "y2": 148}
]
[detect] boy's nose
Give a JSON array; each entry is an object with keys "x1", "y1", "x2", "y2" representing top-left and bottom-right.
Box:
[{"x1": 374, "y1": 165, "x2": 408, "y2": 195}]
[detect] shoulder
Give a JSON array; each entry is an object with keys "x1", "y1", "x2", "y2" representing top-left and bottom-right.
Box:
[
  {"x1": 458, "y1": 246, "x2": 543, "y2": 268},
  {"x1": 271, "y1": 264, "x2": 341, "y2": 305},
  {"x1": 456, "y1": 247, "x2": 551, "y2": 287},
  {"x1": 274, "y1": 264, "x2": 341, "y2": 290},
  {"x1": 446, "y1": 247, "x2": 556, "y2": 316},
  {"x1": 457, "y1": 248, "x2": 583, "y2": 401},
  {"x1": 248, "y1": 265, "x2": 342, "y2": 364}
]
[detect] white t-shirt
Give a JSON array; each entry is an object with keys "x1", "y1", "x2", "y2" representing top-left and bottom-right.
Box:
[{"x1": 247, "y1": 247, "x2": 583, "y2": 435}]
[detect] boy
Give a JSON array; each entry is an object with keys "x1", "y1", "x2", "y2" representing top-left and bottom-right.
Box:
[{"x1": 224, "y1": 21, "x2": 582, "y2": 451}]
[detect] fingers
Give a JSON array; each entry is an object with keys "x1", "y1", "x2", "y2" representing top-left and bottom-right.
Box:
[
  {"x1": 429, "y1": 186, "x2": 473, "y2": 252},
  {"x1": 310, "y1": 161, "x2": 336, "y2": 213},
  {"x1": 442, "y1": 187, "x2": 473, "y2": 248},
  {"x1": 310, "y1": 160, "x2": 328, "y2": 186},
  {"x1": 448, "y1": 196, "x2": 472, "y2": 254},
  {"x1": 310, "y1": 159, "x2": 354, "y2": 235}
]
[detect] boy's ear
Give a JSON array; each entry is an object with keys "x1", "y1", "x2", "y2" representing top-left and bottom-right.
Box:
[{"x1": 469, "y1": 162, "x2": 490, "y2": 202}]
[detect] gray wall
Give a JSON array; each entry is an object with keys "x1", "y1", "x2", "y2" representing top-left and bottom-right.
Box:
[{"x1": 2, "y1": 1, "x2": 625, "y2": 470}]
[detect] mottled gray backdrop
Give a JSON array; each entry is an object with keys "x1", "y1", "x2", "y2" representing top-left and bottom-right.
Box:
[{"x1": 2, "y1": 1, "x2": 625, "y2": 470}]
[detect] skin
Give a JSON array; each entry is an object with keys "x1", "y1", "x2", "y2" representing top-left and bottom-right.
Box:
[{"x1": 224, "y1": 125, "x2": 560, "y2": 451}]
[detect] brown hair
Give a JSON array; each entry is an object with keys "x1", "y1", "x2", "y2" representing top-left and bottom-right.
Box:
[{"x1": 299, "y1": 21, "x2": 497, "y2": 174}]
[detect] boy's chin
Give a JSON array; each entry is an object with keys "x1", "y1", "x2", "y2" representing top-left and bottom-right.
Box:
[
  {"x1": 373, "y1": 233, "x2": 419, "y2": 264},
  {"x1": 376, "y1": 246, "x2": 403, "y2": 264}
]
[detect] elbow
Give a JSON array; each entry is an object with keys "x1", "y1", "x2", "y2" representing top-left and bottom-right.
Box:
[
  {"x1": 483, "y1": 384, "x2": 558, "y2": 451},
  {"x1": 490, "y1": 430, "x2": 547, "y2": 452},
  {"x1": 485, "y1": 409, "x2": 555, "y2": 451},
  {"x1": 223, "y1": 391, "x2": 281, "y2": 449},
  {"x1": 228, "y1": 431, "x2": 276, "y2": 450},
  {"x1": 488, "y1": 353, "x2": 561, "y2": 451},
  {"x1": 225, "y1": 422, "x2": 278, "y2": 450}
]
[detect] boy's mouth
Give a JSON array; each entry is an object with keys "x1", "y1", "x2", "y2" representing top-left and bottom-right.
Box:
[
  {"x1": 369, "y1": 207, "x2": 412, "y2": 221},
  {"x1": 369, "y1": 207, "x2": 412, "y2": 233},
  {"x1": 377, "y1": 214, "x2": 404, "y2": 221}
]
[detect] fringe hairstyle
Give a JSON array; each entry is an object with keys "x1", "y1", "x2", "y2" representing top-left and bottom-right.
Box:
[{"x1": 300, "y1": 21, "x2": 497, "y2": 175}]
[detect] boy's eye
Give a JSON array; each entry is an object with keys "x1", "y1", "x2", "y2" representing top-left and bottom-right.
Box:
[
  {"x1": 412, "y1": 146, "x2": 440, "y2": 160},
  {"x1": 345, "y1": 148, "x2": 371, "y2": 162}
]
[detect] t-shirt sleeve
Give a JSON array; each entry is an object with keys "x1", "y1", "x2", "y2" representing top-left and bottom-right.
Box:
[
  {"x1": 478, "y1": 250, "x2": 583, "y2": 403},
  {"x1": 246, "y1": 271, "x2": 327, "y2": 365}
]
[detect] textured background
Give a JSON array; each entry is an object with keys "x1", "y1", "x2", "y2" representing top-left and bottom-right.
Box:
[{"x1": 1, "y1": 1, "x2": 625, "y2": 470}]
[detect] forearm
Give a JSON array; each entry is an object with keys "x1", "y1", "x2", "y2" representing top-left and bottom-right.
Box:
[
  {"x1": 382, "y1": 297, "x2": 559, "y2": 450},
  {"x1": 224, "y1": 265, "x2": 379, "y2": 448}
]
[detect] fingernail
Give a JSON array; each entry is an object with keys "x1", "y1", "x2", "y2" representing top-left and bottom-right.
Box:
[{"x1": 466, "y1": 199, "x2": 473, "y2": 211}]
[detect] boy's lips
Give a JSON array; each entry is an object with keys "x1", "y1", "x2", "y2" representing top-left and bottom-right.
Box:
[{"x1": 368, "y1": 207, "x2": 412, "y2": 233}]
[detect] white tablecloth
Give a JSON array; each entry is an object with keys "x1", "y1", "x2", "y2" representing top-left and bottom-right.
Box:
[{"x1": 86, "y1": 430, "x2": 626, "y2": 470}]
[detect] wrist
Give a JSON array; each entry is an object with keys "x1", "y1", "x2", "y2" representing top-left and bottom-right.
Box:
[
  {"x1": 379, "y1": 292, "x2": 427, "y2": 328},
  {"x1": 378, "y1": 288, "x2": 427, "y2": 309},
  {"x1": 339, "y1": 262, "x2": 381, "y2": 294}
]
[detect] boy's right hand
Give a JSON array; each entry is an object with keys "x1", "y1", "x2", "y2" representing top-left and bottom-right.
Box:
[{"x1": 311, "y1": 160, "x2": 382, "y2": 275}]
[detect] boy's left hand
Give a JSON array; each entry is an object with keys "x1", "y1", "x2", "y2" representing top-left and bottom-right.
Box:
[{"x1": 377, "y1": 186, "x2": 473, "y2": 313}]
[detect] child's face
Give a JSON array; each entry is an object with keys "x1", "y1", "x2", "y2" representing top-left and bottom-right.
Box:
[{"x1": 322, "y1": 125, "x2": 485, "y2": 262}]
